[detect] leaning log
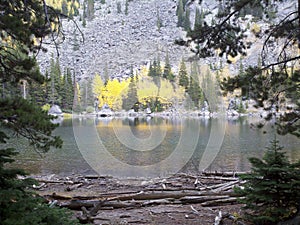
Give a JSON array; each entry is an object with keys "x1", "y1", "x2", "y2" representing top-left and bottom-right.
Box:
[{"x1": 201, "y1": 197, "x2": 241, "y2": 207}]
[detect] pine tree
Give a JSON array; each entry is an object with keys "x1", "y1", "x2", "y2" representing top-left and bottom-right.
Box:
[
  {"x1": 155, "y1": 56, "x2": 162, "y2": 77},
  {"x1": 177, "y1": 0, "x2": 184, "y2": 27},
  {"x1": 187, "y1": 62, "x2": 203, "y2": 108},
  {"x1": 202, "y1": 69, "x2": 219, "y2": 112},
  {"x1": 0, "y1": 1, "x2": 78, "y2": 223},
  {"x1": 80, "y1": 77, "x2": 94, "y2": 110},
  {"x1": 49, "y1": 57, "x2": 62, "y2": 105},
  {"x1": 156, "y1": 7, "x2": 162, "y2": 32},
  {"x1": 60, "y1": 68, "x2": 74, "y2": 112},
  {"x1": 29, "y1": 81, "x2": 47, "y2": 107},
  {"x1": 162, "y1": 51, "x2": 174, "y2": 82},
  {"x1": 235, "y1": 139, "x2": 300, "y2": 224},
  {"x1": 194, "y1": 7, "x2": 204, "y2": 31},
  {"x1": 183, "y1": 7, "x2": 191, "y2": 32},
  {"x1": 148, "y1": 62, "x2": 156, "y2": 77},
  {"x1": 122, "y1": 75, "x2": 138, "y2": 111},
  {"x1": 125, "y1": 0, "x2": 129, "y2": 15},
  {"x1": 73, "y1": 79, "x2": 82, "y2": 112},
  {"x1": 178, "y1": 59, "x2": 189, "y2": 91},
  {"x1": 103, "y1": 62, "x2": 109, "y2": 85}
]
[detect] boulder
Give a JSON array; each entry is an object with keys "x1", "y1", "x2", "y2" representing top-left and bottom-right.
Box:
[{"x1": 48, "y1": 104, "x2": 63, "y2": 115}]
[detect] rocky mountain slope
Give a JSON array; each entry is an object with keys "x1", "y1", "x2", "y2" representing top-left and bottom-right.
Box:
[
  {"x1": 38, "y1": 0, "x2": 192, "y2": 81},
  {"x1": 37, "y1": 0, "x2": 297, "y2": 82}
]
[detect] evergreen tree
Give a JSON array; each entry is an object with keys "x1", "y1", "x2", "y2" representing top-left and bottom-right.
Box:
[
  {"x1": 177, "y1": 0, "x2": 184, "y2": 27},
  {"x1": 81, "y1": 77, "x2": 94, "y2": 110},
  {"x1": 187, "y1": 62, "x2": 203, "y2": 108},
  {"x1": 0, "y1": 0, "x2": 80, "y2": 221},
  {"x1": 179, "y1": 0, "x2": 300, "y2": 135},
  {"x1": 122, "y1": 75, "x2": 138, "y2": 111},
  {"x1": 29, "y1": 81, "x2": 47, "y2": 107},
  {"x1": 103, "y1": 62, "x2": 109, "y2": 85},
  {"x1": 49, "y1": 57, "x2": 62, "y2": 105},
  {"x1": 162, "y1": 51, "x2": 174, "y2": 82},
  {"x1": 0, "y1": 143, "x2": 79, "y2": 225},
  {"x1": 148, "y1": 62, "x2": 155, "y2": 77},
  {"x1": 202, "y1": 69, "x2": 220, "y2": 112},
  {"x1": 178, "y1": 60, "x2": 189, "y2": 91},
  {"x1": 155, "y1": 56, "x2": 162, "y2": 77},
  {"x1": 72, "y1": 31, "x2": 80, "y2": 51},
  {"x1": 73, "y1": 79, "x2": 82, "y2": 112},
  {"x1": 235, "y1": 139, "x2": 300, "y2": 224},
  {"x1": 156, "y1": 7, "x2": 162, "y2": 32},
  {"x1": 125, "y1": 0, "x2": 129, "y2": 15},
  {"x1": 194, "y1": 7, "x2": 204, "y2": 31},
  {"x1": 183, "y1": 7, "x2": 191, "y2": 32},
  {"x1": 60, "y1": 68, "x2": 74, "y2": 112}
]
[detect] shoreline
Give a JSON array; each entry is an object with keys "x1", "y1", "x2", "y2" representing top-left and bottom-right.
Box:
[
  {"x1": 29, "y1": 171, "x2": 250, "y2": 225},
  {"x1": 62, "y1": 110, "x2": 276, "y2": 120}
]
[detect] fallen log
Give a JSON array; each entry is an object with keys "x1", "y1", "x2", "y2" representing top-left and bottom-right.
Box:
[
  {"x1": 35, "y1": 179, "x2": 74, "y2": 184},
  {"x1": 202, "y1": 171, "x2": 249, "y2": 177},
  {"x1": 61, "y1": 199, "x2": 141, "y2": 210},
  {"x1": 201, "y1": 197, "x2": 240, "y2": 207},
  {"x1": 200, "y1": 176, "x2": 239, "y2": 181},
  {"x1": 65, "y1": 183, "x2": 83, "y2": 192},
  {"x1": 180, "y1": 195, "x2": 230, "y2": 204},
  {"x1": 212, "y1": 180, "x2": 240, "y2": 193}
]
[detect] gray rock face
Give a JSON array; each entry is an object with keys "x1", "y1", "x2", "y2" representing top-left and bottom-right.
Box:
[
  {"x1": 37, "y1": 0, "x2": 192, "y2": 80},
  {"x1": 37, "y1": 0, "x2": 296, "y2": 82}
]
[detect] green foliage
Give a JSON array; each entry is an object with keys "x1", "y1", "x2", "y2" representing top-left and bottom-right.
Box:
[
  {"x1": 0, "y1": 1, "x2": 78, "y2": 223},
  {"x1": 222, "y1": 67, "x2": 300, "y2": 136},
  {"x1": 235, "y1": 139, "x2": 300, "y2": 224},
  {"x1": 162, "y1": 52, "x2": 175, "y2": 82},
  {"x1": 201, "y1": 69, "x2": 220, "y2": 112},
  {"x1": 183, "y1": 7, "x2": 191, "y2": 32},
  {"x1": 42, "y1": 103, "x2": 51, "y2": 112},
  {"x1": 0, "y1": 144, "x2": 80, "y2": 225},
  {"x1": 0, "y1": 0, "x2": 55, "y2": 83},
  {"x1": 180, "y1": 0, "x2": 300, "y2": 135},
  {"x1": 125, "y1": 0, "x2": 129, "y2": 15},
  {"x1": 86, "y1": 105, "x2": 94, "y2": 113},
  {"x1": 122, "y1": 76, "x2": 139, "y2": 111},
  {"x1": 177, "y1": 0, "x2": 184, "y2": 27},
  {"x1": 0, "y1": 98, "x2": 62, "y2": 152},
  {"x1": 187, "y1": 62, "x2": 204, "y2": 109},
  {"x1": 60, "y1": 68, "x2": 74, "y2": 112},
  {"x1": 156, "y1": 7, "x2": 163, "y2": 31},
  {"x1": 28, "y1": 57, "x2": 75, "y2": 112},
  {"x1": 237, "y1": 100, "x2": 246, "y2": 113},
  {"x1": 178, "y1": 60, "x2": 189, "y2": 91},
  {"x1": 81, "y1": 78, "x2": 94, "y2": 110}
]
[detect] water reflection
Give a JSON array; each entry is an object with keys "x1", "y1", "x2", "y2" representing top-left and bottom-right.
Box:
[{"x1": 9, "y1": 117, "x2": 300, "y2": 177}]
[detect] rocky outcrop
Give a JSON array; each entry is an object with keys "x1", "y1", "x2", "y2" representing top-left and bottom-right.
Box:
[
  {"x1": 37, "y1": 0, "x2": 296, "y2": 83},
  {"x1": 38, "y1": 0, "x2": 192, "y2": 81}
]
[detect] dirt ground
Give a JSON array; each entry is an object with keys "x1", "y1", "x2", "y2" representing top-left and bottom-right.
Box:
[{"x1": 30, "y1": 172, "x2": 251, "y2": 225}]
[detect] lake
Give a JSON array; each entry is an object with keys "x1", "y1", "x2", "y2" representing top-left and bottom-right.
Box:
[{"x1": 11, "y1": 116, "x2": 300, "y2": 178}]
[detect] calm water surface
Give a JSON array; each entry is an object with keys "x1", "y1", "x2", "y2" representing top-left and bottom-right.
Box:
[{"x1": 11, "y1": 116, "x2": 300, "y2": 178}]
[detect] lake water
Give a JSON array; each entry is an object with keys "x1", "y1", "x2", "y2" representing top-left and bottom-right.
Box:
[{"x1": 11, "y1": 116, "x2": 300, "y2": 178}]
